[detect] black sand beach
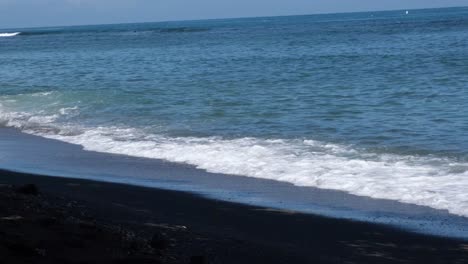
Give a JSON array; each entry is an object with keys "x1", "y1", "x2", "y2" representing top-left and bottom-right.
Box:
[
  {"x1": 1, "y1": 169, "x2": 467, "y2": 264},
  {"x1": 3, "y1": 5, "x2": 468, "y2": 264}
]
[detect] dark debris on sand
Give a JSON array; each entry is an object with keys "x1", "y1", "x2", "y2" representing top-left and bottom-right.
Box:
[{"x1": 0, "y1": 184, "x2": 190, "y2": 264}]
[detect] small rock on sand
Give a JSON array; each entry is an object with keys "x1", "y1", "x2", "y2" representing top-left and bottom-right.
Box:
[
  {"x1": 1, "y1": 215, "x2": 24, "y2": 221},
  {"x1": 190, "y1": 255, "x2": 205, "y2": 264},
  {"x1": 15, "y1": 184, "x2": 39, "y2": 195}
]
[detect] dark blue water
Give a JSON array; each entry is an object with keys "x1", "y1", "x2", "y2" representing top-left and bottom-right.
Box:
[{"x1": 1, "y1": 7, "x2": 468, "y2": 216}]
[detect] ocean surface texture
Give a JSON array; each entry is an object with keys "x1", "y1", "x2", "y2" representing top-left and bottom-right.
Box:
[{"x1": 1, "y1": 8, "x2": 468, "y2": 216}]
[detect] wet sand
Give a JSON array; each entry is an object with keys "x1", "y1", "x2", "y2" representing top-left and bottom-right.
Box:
[{"x1": 1, "y1": 169, "x2": 467, "y2": 263}]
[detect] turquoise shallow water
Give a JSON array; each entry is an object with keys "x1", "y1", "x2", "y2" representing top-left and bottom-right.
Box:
[{"x1": 1, "y1": 7, "x2": 468, "y2": 216}]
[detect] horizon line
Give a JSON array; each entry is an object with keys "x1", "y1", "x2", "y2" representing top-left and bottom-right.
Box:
[{"x1": 2, "y1": 5, "x2": 467, "y2": 31}]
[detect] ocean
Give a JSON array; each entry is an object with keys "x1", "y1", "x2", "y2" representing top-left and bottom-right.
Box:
[{"x1": 1, "y1": 7, "x2": 468, "y2": 223}]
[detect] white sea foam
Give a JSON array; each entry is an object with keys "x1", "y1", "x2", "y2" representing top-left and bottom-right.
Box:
[
  {"x1": 30, "y1": 91, "x2": 54, "y2": 97},
  {"x1": 38, "y1": 128, "x2": 468, "y2": 216},
  {"x1": 2, "y1": 105, "x2": 468, "y2": 217},
  {"x1": 59, "y1": 106, "x2": 78, "y2": 115},
  {"x1": 0, "y1": 32, "x2": 20, "y2": 37}
]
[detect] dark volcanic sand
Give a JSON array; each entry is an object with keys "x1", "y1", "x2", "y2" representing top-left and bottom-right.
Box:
[{"x1": 0, "y1": 169, "x2": 467, "y2": 264}]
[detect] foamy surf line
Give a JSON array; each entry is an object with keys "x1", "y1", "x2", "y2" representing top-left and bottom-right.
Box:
[
  {"x1": 1, "y1": 102, "x2": 468, "y2": 217},
  {"x1": 0, "y1": 32, "x2": 20, "y2": 37}
]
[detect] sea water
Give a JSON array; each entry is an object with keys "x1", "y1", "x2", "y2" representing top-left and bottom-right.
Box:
[{"x1": 1, "y1": 7, "x2": 468, "y2": 217}]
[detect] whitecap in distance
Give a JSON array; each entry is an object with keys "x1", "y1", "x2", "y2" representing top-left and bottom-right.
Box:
[{"x1": 0, "y1": 32, "x2": 21, "y2": 37}]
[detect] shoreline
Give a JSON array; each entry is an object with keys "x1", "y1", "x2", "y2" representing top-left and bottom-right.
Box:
[
  {"x1": 2, "y1": 127, "x2": 468, "y2": 239},
  {"x1": 1, "y1": 168, "x2": 468, "y2": 263}
]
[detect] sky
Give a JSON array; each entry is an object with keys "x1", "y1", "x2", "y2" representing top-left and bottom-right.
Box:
[{"x1": 1, "y1": 0, "x2": 467, "y2": 29}]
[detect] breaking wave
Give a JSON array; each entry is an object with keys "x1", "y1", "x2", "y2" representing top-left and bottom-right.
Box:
[
  {"x1": 2, "y1": 97, "x2": 468, "y2": 217},
  {"x1": 0, "y1": 32, "x2": 21, "y2": 37},
  {"x1": 14, "y1": 27, "x2": 210, "y2": 37}
]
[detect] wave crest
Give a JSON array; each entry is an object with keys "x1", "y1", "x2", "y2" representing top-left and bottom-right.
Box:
[
  {"x1": 0, "y1": 32, "x2": 21, "y2": 37},
  {"x1": 15, "y1": 27, "x2": 210, "y2": 37},
  {"x1": 4, "y1": 115, "x2": 468, "y2": 216},
  {"x1": 2, "y1": 99, "x2": 468, "y2": 217}
]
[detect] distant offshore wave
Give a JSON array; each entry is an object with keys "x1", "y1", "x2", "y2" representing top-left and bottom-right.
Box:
[
  {"x1": 8, "y1": 27, "x2": 210, "y2": 37},
  {"x1": 0, "y1": 32, "x2": 21, "y2": 37}
]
